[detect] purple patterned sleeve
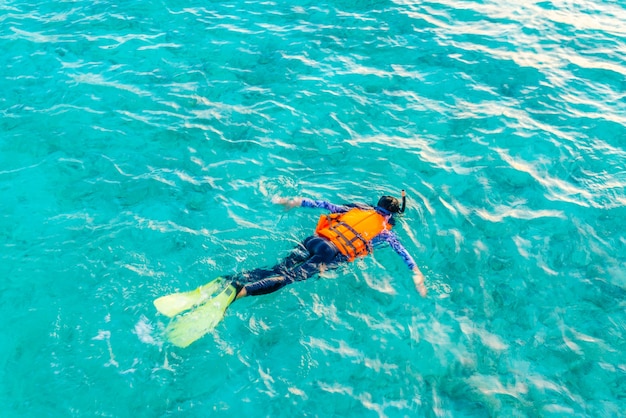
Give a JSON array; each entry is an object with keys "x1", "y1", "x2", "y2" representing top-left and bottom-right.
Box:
[
  {"x1": 300, "y1": 198, "x2": 349, "y2": 213},
  {"x1": 373, "y1": 231, "x2": 417, "y2": 270}
]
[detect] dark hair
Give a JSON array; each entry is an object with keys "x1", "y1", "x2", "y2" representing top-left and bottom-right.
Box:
[{"x1": 377, "y1": 195, "x2": 401, "y2": 213}]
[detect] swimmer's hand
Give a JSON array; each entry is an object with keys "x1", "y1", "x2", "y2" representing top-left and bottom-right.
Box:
[
  {"x1": 272, "y1": 196, "x2": 302, "y2": 210},
  {"x1": 412, "y1": 267, "x2": 427, "y2": 297}
]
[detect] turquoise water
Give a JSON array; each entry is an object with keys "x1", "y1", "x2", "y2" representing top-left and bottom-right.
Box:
[{"x1": 1, "y1": 0, "x2": 625, "y2": 416}]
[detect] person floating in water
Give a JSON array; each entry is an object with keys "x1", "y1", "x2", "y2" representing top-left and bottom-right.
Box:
[
  {"x1": 230, "y1": 190, "x2": 427, "y2": 299},
  {"x1": 155, "y1": 191, "x2": 427, "y2": 347}
]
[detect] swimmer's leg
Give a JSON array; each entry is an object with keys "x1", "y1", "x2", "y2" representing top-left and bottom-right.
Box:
[{"x1": 237, "y1": 238, "x2": 341, "y2": 299}]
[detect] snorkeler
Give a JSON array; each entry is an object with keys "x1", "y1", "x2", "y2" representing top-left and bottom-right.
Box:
[
  {"x1": 229, "y1": 191, "x2": 427, "y2": 299},
  {"x1": 155, "y1": 191, "x2": 427, "y2": 347}
]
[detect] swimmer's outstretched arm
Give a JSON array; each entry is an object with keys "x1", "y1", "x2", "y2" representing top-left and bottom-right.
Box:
[
  {"x1": 273, "y1": 196, "x2": 349, "y2": 213},
  {"x1": 381, "y1": 232, "x2": 427, "y2": 298},
  {"x1": 412, "y1": 267, "x2": 427, "y2": 297},
  {"x1": 273, "y1": 196, "x2": 302, "y2": 209}
]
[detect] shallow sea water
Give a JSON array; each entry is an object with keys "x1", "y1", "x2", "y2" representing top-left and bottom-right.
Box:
[{"x1": 1, "y1": 0, "x2": 625, "y2": 416}]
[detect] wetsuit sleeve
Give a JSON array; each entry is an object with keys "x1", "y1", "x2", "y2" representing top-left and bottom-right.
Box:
[
  {"x1": 300, "y1": 198, "x2": 349, "y2": 213},
  {"x1": 374, "y1": 231, "x2": 417, "y2": 270}
]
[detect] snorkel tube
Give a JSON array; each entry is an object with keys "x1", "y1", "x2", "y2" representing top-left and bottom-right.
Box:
[{"x1": 400, "y1": 190, "x2": 406, "y2": 214}]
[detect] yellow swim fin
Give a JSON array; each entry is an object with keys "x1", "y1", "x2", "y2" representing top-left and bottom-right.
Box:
[
  {"x1": 165, "y1": 284, "x2": 237, "y2": 348},
  {"x1": 154, "y1": 277, "x2": 225, "y2": 318}
]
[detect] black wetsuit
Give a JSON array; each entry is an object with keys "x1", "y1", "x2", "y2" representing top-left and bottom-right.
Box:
[{"x1": 231, "y1": 236, "x2": 344, "y2": 296}]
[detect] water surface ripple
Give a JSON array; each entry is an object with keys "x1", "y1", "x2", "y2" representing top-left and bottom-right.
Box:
[{"x1": 1, "y1": 0, "x2": 625, "y2": 417}]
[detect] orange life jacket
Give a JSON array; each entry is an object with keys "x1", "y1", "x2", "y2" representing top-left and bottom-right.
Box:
[{"x1": 315, "y1": 208, "x2": 391, "y2": 261}]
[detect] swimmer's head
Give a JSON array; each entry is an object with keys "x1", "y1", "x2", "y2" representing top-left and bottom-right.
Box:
[{"x1": 377, "y1": 195, "x2": 401, "y2": 214}]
